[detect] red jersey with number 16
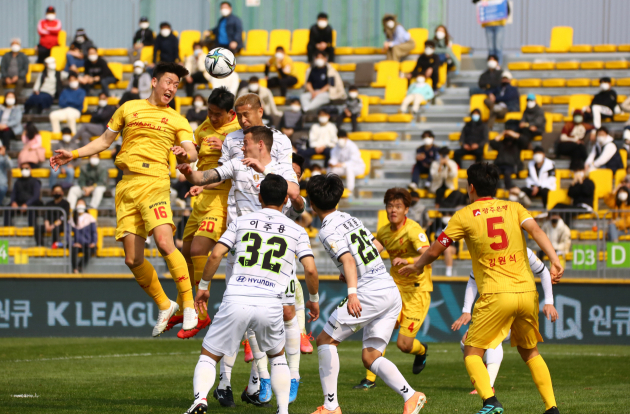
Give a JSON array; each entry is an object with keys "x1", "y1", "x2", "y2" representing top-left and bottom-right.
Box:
[{"x1": 439, "y1": 197, "x2": 535, "y2": 295}]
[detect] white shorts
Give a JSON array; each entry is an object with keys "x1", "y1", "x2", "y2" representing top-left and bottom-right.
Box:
[
  {"x1": 282, "y1": 271, "x2": 298, "y2": 306},
  {"x1": 202, "y1": 300, "x2": 285, "y2": 357},
  {"x1": 323, "y1": 287, "x2": 402, "y2": 353}
]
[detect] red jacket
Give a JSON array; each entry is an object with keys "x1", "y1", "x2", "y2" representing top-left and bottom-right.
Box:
[{"x1": 38, "y1": 19, "x2": 62, "y2": 49}]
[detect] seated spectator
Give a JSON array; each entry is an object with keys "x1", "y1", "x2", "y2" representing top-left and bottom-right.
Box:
[
  {"x1": 131, "y1": 16, "x2": 154, "y2": 59},
  {"x1": 4, "y1": 163, "x2": 43, "y2": 227},
  {"x1": 328, "y1": 130, "x2": 365, "y2": 193},
  {"x1": 300, "y1": 52, "x2": 346, "y2": 112},
  {"x1": 69, "y1": 198, "x2": 97, "y2": 273},
  {"x1": 68, "y1": 154, "x2": 108, "y2": 210},
  {"x1": 211, "y1": 69, "x2": 240, "y2": 96},
  {"x1": 584, "y1": 77, "x2": 620, "y2": 128},
  {"x1": 470, "y1": 55, "x2": 501, "y2": 95},
  {"x1": 50, "y1": 73, "x2": 86, "y2": 134},
  {"x1": 540, "y1": 214, "x2": 572, "y2": 258},
  {"x1": 336, "y1": 85, "x2": 362, "y2": 132},
  {"x1": 400, "y1": 74, "x2": 434, "y2": 115},
  {"x1": 0, "y1": 142, "x2": 11, "y2": 203},
  {"x1": 604, "y1": 180, "x2": 630, "y2": 242},
  {"x1": 186, "y1": 94, "x2": 207, "y2": 130},
  {"x1": 433, "y1": 25, "x2": 460, "y2": 73},
  {"x1": 184, "y1": 42, "x2": 208, "y2": 97},
  {"x1": 308, "y1": 12, "x2": 335, "y2": 63},
  {"x1": 79, "y1": 47, "x2": 118, "y2": 96},
  {"x1": 153, "y1": 22, "x2": 179, "y2": 64},
  {"x1": 280, "y1": 98, "x2": 304, "y2": 139},
  {"x1": 0, "y1": 39, "x2": 29, "y2": 99},
  {"x1": 454, "y1": 109, "x2": 488, "y2": 166},
  {"x1": 18, "y1": 122, "x2": 45, "y2": 168},
  {"x1": 551, "y1": 161, "x2": 595, "y2": 216},
  {"x1": 0, "y1": 92, "x2": 24, "y2": 150},
  {"x1": 74, "y1": 92, "x2": 116, "y2": 146},
  {"x1": 407, "y1": 190, "x2": 430, "y2": 228},
  {"x1": 512, "y1": 147, "x2": 555, "y2": 207},
  {"x1": 490, "y1": 123, "x2": 528, "y2": 190},
  {"x1": 65, "y1": 28, "x2": 95, "y2": 72},
  {"x1": 265, "y1": 46, "x2": 298, "y2": 97},
  {"x1": 586, "y1": 126, "x2": 623, "y2": 173},
  {"x1": 484, "y1": 71, "x2": 519, "y2": 129},
  {"x1": 408, "y1": 40, "x2": 440, "y2": 91},
  {"x1": 36, "y1": 6, "x2": 62, "y2": 64},
  {"x1": 212, "y1": 2, "x2": 243, "y2": 54},
  {"x1": 237, "y1": 77, "x2": 282, "y2": 119},
  {"x1": 49, "y1": 127, "x2": 76, "y2": 189},
  {"x1": 119, "y1": 60, "x2": 152, "y2": 106},
  {"x1": 25, "y1": 56, "x2": 62, "y2": 114},
  {"x1": 519, "y1": 93, "x2": 545, "y2": 144},
  {"x1": 382, "y1": 14, "x2": 415, "y2": 62},
  {"x1": 44, "y1": 184, "x2": 70, "y2": 246},
  {"x1": 299, "y1": 109, "x2": 337, "y2": 165},
  {"x1": 555, "y1": 109, "x2": 594, "y2": 170},
  {"x1": 409, "y1": 130, "x2": 438, "y2": 190},
  {"x1": 429, "y1": 146, "x2": 458, "y2": 205}
]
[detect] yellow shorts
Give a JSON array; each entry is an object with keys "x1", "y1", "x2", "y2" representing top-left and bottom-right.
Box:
[
  {"x1": 182, "y1": 191, "x2": 228, "y2": 242},
  {"x1": 115, "y1": 175, "x2": 175, "y2": 241},
  {"x1": 465, "y1": 291, "x2": 543, "y2": 350},
  {"x1": 397, "y1": 288, "x2": 431, "y2": 338}
]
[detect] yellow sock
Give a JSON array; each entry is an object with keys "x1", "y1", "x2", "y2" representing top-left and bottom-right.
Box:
[
  {"x1": 192, "y1": 255, "x2": 209, "y2": 320},
  {"x1": 174, "y1": 262, "x2": 193, "y2": 316},
  {"x1": 527, "y1": 355, "x2": 557, "y2": 410},
  {"x1": 465, "y1": 355, "x2": 495, "y2": 401},
  {"x1": 130, "y1": 259, "x2": 170, "y2": 310},
  {"x1": 164, "y1": 250, "x2": 194, "y2": 309},
  {"x1": 411, "y1": 339, "x2": 426, "y2": 355},
  {"x1": 366, "y1": 348, "x2": 386, "y2": 382}
]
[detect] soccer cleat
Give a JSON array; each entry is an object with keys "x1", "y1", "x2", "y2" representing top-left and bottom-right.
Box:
[
  {"x1": 412, "y1": 343, "x2": 428, "y2": 374},
  {"x1": 475, "y1": 396, "x2": 504, "y2": 414},
  {"x1": 301, "y1": 332, "x2": 314, "y2": 354},
  {"x1": 543, "y1": 407, "x2": 560, "y2": 414},
  {"x1": 163, "y1": 314, "x2": 183, "y2": 332},
  {"x1": 470, "y1": 387, "x2": 494, "y2": 395},
  {"x1": 182, "y1": 307, "x2": 198, "y2": 331},
  {"x1": 243, "y1": 340, "x2": 253, "y2": 363},
  {"x1": 240, "y1": 386, "x2": 270, "y2": 407},
  {"x1": 184, "y1": 398, "x2": 207, "y2": 414},
  {"x1": 352, "y1": 378, "x2": 376, "y2": 389},
  {"x1": 289, "y1": 378, "x2": 300, "y2": 403},
  {"x1": 258, "y1": 377, "x2": 272, "y2": 403},
  {"x1": 310, "y1": 406, "x2": 342, "y2": 414},
  {"x1": 152, "y1": 300, "x2": 179, "y2": 337},
  {"x1": 177, "y1": 316, "x2": 211, "y2": 339},
  {"x1": 403, "y1": 391, "x2": 427, "y2": 414},
  {"x1": 213, "y1": 386, "x2": 236, "y2": 408}
]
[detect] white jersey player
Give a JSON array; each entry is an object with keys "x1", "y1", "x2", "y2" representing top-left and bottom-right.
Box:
[
  {"x1": 306, "y1": 174, "x2": 427, "y2": 414},
  {"x1": 184, "y1": 174, "x2": 320, "y2": 414},
  {"x1": 451, "y1": 248, "x2": 559, "y2": 394}
]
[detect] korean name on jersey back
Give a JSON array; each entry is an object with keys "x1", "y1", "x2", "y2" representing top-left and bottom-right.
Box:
[
  {"x1": 219, "y1": 209, "x2": 313, "y2": 303},
  {"x1": 318, "y1": 211, "x2": 396, "y2": 292}
]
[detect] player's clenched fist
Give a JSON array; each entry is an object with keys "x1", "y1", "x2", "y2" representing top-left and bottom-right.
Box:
[
  {"x1": 305, "y1": 300, "x2": 320, "y2": 323},
  {"x1": 550, "y1": 261, "x2": 564, "y2": 284},
  {"x1": 176, "y1": 163, "x2": 193, "y2": 176},
  {"x1": 171, "y1": 146, "x2": 189, "y2": 163},
  {"x1": 347, "y1": 294, "x2": 362, "y2": 318},
  {"x1": 50, "y1": 149, "x2": 73, "y2": 171}
]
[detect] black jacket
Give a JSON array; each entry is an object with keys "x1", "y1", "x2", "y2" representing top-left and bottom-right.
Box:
[
  {"x1": 90, "y1": 104, "x2": 116, "y2": 127},
  {"x1": 460, "y1": 120, "x2": 489, "y2": 146},
  {"x1": 490, "y1": 134, "x2": 528, "y2": 170},
  {"x1": 308, "y1": 25, "x2": 334, "y2": 48},
  {"x1": 133, "y1": 28, "x2": 154, "y2": 46},
  {"x1": 568, "y1": 178, "x2": 595, "y2": 207},
  {"x1": 591, "y1": 89, "x2": 618, "y2": 112},
  {"x1": 10, "y1": 177, "x2": 41, "y2": 206},
  {"x1": 85, "y1": 57, "x2": 116, "y2": 80},
  {"x1": 521, "y1": 104, "x2": 546, "y2": 132},
  {"x1": 411, "y1": 54, "x2": 440, "y2": 78},
  {"x1": 477, "y1": 68, "x2": 502, "y2": 91},
  {"x1": 154, "y1": 34, "x2": 179, "y2": 63}
]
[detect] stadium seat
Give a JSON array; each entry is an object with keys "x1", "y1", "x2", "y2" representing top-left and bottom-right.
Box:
[
  {"x1": 593, "y1": 44, "x2": 616, "y2": 53},
  {"x1": 354, "y1": 47, "x2": 380, "y2": 54},
  {"x1": 400, "y1": 60, "x2": 416, "y2": 74},
  {"x1": 50, "y1": 46, "x2": 68, "y2": 71},
  {"x1": 566, "y1": 78, "x2": 591, "y2": 87},
  {"x1": 409, "y1": 28, "x2": 428, "y2": 54},
  {"x1": 387, "y1": 114, "x2": 413, "y2": 123},
  {"x1": 566, "y1": 94, "x2": 592, "y2": 120},
  {"x1": 547, "y1": 189, "x2": 571, "y2": 210},
  {"x1": 348, "y1": 131, "x2": 372, "y2": 141},
  {"x1": 617, "y1": 78, "x2": 630, "y2": 87},
  {"x1": 508, "y1": 62, "x2": 531, "y2": 71},
  {"x1": 532, "y1": 62, "x2": 554, "y2": 70},
  {"x1": 521, "y1": 26, "x2": 572, "y2": 53},
  {"x1": 556, "y1": 61, "x2": 579, "y2": 70},
  {"x1": 289, "y1": 29, "x2": 309, "y2": 55},
  {"x1": 373, "y1": 132, "x2": 397, "y2": 141},
  {"x1": 247, "y1": 64, "x2": 265, "y2": 72},
  {"x1": 449, "y1": 132, "x2": 460, "y2": 141},
  {"x1": 58, "y1": 30, "x2": 67, "y2": 47},
  {"x1": 371, "y1": 60, "x2": 400, "y2": 88},
  {"x1": 469, "y1": 94, "x2": 490, "y2": 121},
  {"x1": 356, "y1": 150, "x2": 374, "y2": 179},
  {"x1": 108, "y1": 62, "x2": 124, "y2": 86},
  {"x1": 517, "y1": 79, "x2": 542, "y2": 87},
  {"x1": 580, "y1": 61, "x2": 604, "y2": 69},
  {"x1": 140, "y1": 46, "x2": 154, "y2": 64},
  {"x1": 590, "y1": 169, "x2": 613, "y2": 201},
  {"x1": 380, "y1": 77, "x2": 408, "y2": 104},
  {"x1": 605, "y1": 61, "x2": 629, "y2": 70},
  {"x1": 267, "y1": 29, "x2": 291, "y2": 55},
  {"x1": 542, "y1": 78, "x2": 566, "y2": 87},
  {"x1": 240, "y1": 30, "x2": 269, "y2": 56},
  {"x1": 41, "y1": 131, "x2": 52, "y2": 158},
  {"x1": 363, "y1": 113, "x2": 388, "y2": 122},
  {"x1": 102, "y1": 48, "x2": 128, "y2": 56},
  {"x1": 569, "y1": 44, "x2": 593, "y2": 53},
  {"x1": 291, "y1": 61, "x2": 309, "y2": 89},
  {"x1": 179, "y1": 30, "x2": 201, "y2": 61}
]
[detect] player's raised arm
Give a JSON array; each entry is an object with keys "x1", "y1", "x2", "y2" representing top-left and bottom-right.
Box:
[
  {"x1": 177, "y1": 163, "x2": 224, "y2": 186},
  {"x1": 522, "y1": 219, "x2": 564, "y2": 283},
  {"x1": 50, "y1": 128, "x2": 118, "y2": 171},
  {"x1": 399, "y1": 239, "x2": 446, "y2": 276}
]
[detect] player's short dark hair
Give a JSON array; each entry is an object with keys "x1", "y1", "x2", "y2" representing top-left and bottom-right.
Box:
[
  {"x1": 245, "y1": 125, "x2": 273, "y2": 152},
  {"x1": 467, "y1": 162, "x2": 499, "y2": 197},
  {"x1": 292, "y1": 153, "x2": 305, "y2": 176},
  {"x1": 153, "y1": 61, "x2": 189, "y2": 81},
  {"x1": 306, "y1": 174, "x2": 344, "y2": 211},
  {"x1": 384, "y1": 187, "x2": 411, "y2": 208},
  {"x1": 207, "y1": 86, "x2": 234, "y2": 112},
  {"x1": 260, "y1": 174, "x2": 288, "y2": 207}
]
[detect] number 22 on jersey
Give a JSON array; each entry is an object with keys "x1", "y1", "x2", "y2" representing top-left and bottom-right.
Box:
[{"x1": 350, "y1": 228, "x2": 379, "y2": 264}]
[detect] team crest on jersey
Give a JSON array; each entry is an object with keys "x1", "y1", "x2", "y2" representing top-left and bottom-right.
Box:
[
  {"x1": 419, "y1": 233, "x2": 427, "y2": 242},
  {"x1": 473, "y1": 209, "x2": 481, "y2": 217},
  {"x1": 253, "y1": 174, "x2": 260, "y2": 181},
  {"x1": 161, "y1": 118, "x2": 169, "y2": 124}
]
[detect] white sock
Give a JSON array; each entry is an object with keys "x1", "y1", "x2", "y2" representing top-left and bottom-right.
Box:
[
  {"x1": 218, "y1": 350, "x2": 237, "y2": 390},
  {"x1": 285, "y1": 316, "x2": 301, "y2": 380},
  {"x1": 446, "y1": 266, "x2": 453, "y2": 277},
  {"x1": 270, "y1": 354, "x2": 291, "y2": 414},
  {"x1": 248, "y1": 330, "x2": 270, "y2": 380},
  {"x1": 193, "y1": 355, "x2": 216, "y2": 401},
  {"x1": 295, "y1": 282, "x2": 307, "y2": 334},
  {"x1": 247, "y1": 362, "x2": 260, "y2": 394},
  {"x1": 370, "y1": 356, "x2": 415, "y2": 402},
  {"x1": 318, "y1": 344, "x2": 340, "y2": 411},
  {"x1": 485, "y1": 343, "x2": 503, "y2": 387},
  {"x1": 460, "y1": 340, "x2": 465, "y2": 354},
  {"x1": 487, "y1": 362, "x2": 501, "y2": 387}
]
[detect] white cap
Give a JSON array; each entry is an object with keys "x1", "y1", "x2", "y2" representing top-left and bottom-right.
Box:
[
  {"x1": 133, "y1": 60, "x2": 145, "y2": 68},
  {"x1": 624, "y1": 128, "x2": 630, "y2": 141},
  {"x1": 501, "y1": 71, "x2": 512, "y2": 80},
  {"x1": 44, "y1": 56, "x2": 56, "y2": 64}
]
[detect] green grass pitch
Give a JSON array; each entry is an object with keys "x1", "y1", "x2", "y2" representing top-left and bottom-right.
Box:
[{"x1": 0, "y1": 338, "x2": 628, "y2": 413}]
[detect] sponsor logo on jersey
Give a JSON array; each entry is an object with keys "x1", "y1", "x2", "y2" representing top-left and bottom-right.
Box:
[
  {"x1": 236, "y1": 276, "x2": 246, "y2": 282},
  {"x1": 473, "y1": 209, "x2": 481, "y2": 217}
]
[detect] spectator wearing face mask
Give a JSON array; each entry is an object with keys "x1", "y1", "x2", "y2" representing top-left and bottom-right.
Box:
[
  {"x1": 484, "y1": 70, "x2": 519, "y2": 129},
  {"x1": 65, "y1": 29, "x2": 95, "y2": 72},
  {"x1": 555, "y1": 109, "x2": 594, "y2": 170},
  {"x1": 153, "y1": 22, "x2": 179, "y2": 64},
  {"x1": 586, "y1": 126, "x2": 623, "y2": 173},
  {"x1": 408, "y1": 40, "x2": 440, "y2": 91},
  {"x1": 49, "y1": 127, "x2": 77, "y2": 189},
  {"x1": 184, "y1": 42, "x2": 209, "y2": 97},
  {"x1": 583, "y1": 77, "x2": 620, "y2": 128},
  {"x1": 551, "y1": 161, "x2": 595, "y2": 219},
  {"x1": 74, "y1": 92, "x2": 116, "y2": 146},
  {"x1": 49, "y1": 73, "x2": 85, "y2": 134},
  {"x1": 18, "y1": 122, "x2": 45, "y2": 168},
  {"x1": 1, "y1": 39, "x2": 29, "y2": 99},
  {"x1": 237, "y1": 77, "x2": 282, "y2": 118},
  {"x1": 119, "y1": 60, "x2": 152, "y2": 106},
  {"x1": 328, "y1": 130, "x2": 366, "y2": 193},
  {"x1": 407, "y1": 190, "x2": 430, "y2": 229},
  {"x1": 409, "y1": 131, "x2": 438, "y2": 190},
  {"x1": 69, "y1": 198, "x2": 97, "y2": 273},
  {"x1": 382, "y1": 15, "x2": 415, "y2": 62},
  {"x1": 265, "y1": 46, "x2": 298, "y2": 97},
  {"x1": 604, "y1": 180, "x2": 630, "y2": 242},
  {"x1": 44, "y1": 184, "x2": 70, "y2": 245},
  {"x1": 212, "y1": 2, "x2": 243, "y2": 54},
  {"x1": 335, "y1": 85, "x2": 363, "y2": 132},
  {"x1": 79, "y1": 47, "x2": 118, "y2": 97},
  {"x1": 0, "y1": 142, "x2": 11, "y2": 203},
  {"x1": 308, "y1": 12, "x2": 335, "y2": 63},
  {"x1": 132, "y1": 17, "x2": 154, "y2": 56},
  {"x1": 185, "y1": 94, "x2": 207, "y2": 130},
  {"x1": 518, "y1": 93, "x2": 545, "y2": 144},
  {"x1": 300, "y1": 51, "x2": 346, "y2": 112},
  {"x1": 279, "y1": 98, "x2": 304, "y2": 139},
  {"x1": 490, "y1": 121, "x2": 528, "y2": 190},
  {"x1": 470, "y1": 55, "x2": 502, "y2": 95},
  {"x1": 299, "y1": 109, "x2": 337, "y2": 165},
  {"x1": 540, "y1": 214, "x2": 571, "y2": 258},
  {"x1": 25, "y1": 56, "x2": 62, "y2": 114},
  {"x1": 400, "y1": 74, "x2": 434, "y2": 115},
  {"x1": 0, "y1": 92, "x2": 24, "y2": 150},
  {"x1": 429, "y1": 146, "x2": 458, "y2": 205},
  {"x1": 67, "y1": 154, "x2": 108, "y2": 210},
  {"x1": 454, "y1": 109, "x2": 488, "y2": 166},
  {"x1": 36, "y1": 6, "x2": 62, "y2": 64},
  {"x1": 512, "y1": 147, "x2": 555, "y2": 208},
  {"x1": 4, "y1": 163, "x2": 43, "y2": 227},
  {"x1": 433, "y1": 25, "x2": 460, "y2": 73}
]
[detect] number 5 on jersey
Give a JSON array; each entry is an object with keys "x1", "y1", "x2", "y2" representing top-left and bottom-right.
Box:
[{"x1": 487, "y1": 217, "x2": 509, "y2": 251}]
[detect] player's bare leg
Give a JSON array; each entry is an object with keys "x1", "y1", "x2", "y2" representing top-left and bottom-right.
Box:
[
  {"x1": 283, "y1": 304, "x2": 301, "y2": 403},
  {"x1": 247, "y1": 330, "x2": 272, "y2": 403},
  {"x1": 464, "y1": 345, "x2": 503, "y2": 413},
  {"x1": 444, "y1": 245, "x2": 455, "y2": 277},
  {"x1": 517, "y1": 346, "x2": 558, "y2": 414},
  {"x1": 295, "y1": 281, "x2": 314, "y2": 354},
  {"x1": 397, "y1": 334, "x2": 429, "y2": 375}
]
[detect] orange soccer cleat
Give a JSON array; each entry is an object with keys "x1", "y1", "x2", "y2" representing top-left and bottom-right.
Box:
[
  {"x1": 310, "y1": 406, "x2": 342, "y2": 414},
  {"x1": 402, "y1": 391, "x2": 426, "y2": 414},
  {"x1": 243, "y1": 340, "x2": 254, "y2": 363},
  {"x1": 177, "y1": 317, "x2": 211, "y2": 339},
  {"x1": 163, "y1": 314, "x2": 183, "y2": 333},
  {"x1": 301, "y1": 332, "x2": 314, "y2": 354}
]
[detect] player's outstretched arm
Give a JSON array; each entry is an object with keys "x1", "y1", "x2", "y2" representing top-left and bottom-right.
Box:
[
  {"x1": 50, "y1": 129, "x2": 118, "y2": 171},
  {"x1": 176, "y1": 163, "x2": 222, "y2": 186},
  {"x1": 399, "y1": 240, "x2": 446, "y2": 276},
  {"x1": 522, "y1": 219, "x2": 564, "y2": 283},
  {"x1": 338, "y1": 252, "x2": 362, "y2": 318},
  {"x1": 195, "y1": 242, "x2": 229, "y2": 314},
  {"x1": 301, "y1": 256, "x2": 320, "y2": 322}
]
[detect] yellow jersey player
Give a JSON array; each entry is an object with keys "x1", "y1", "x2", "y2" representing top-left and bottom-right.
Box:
[
  {"x1": 354, "y1": 188, "x2": 431, "y2": 390},
  {"x1": 165, "y1": 87, "x2": 240, "y2": 339},
  {"x1": 50, "y1": 62, "x2": 200, "y2": 338},
  {"x1": 400, "y1": 162, "x2": 563, "y2": 414}
]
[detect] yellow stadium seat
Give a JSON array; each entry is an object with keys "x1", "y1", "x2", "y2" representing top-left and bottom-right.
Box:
[
  {"x1": 50, "y1": 46, "x2": 68, "y2": 71},
  {"x1": 273, "y1": 96, "x2": 285, "y2": 106},
  {"x1": 335, "y1": 47, "x2": 353, "y2": 55},
  {"x1": 484, "y1": 143, "x2": 497, "y2": 160},
  {"x1": 469, "y1": 94, "x2": 490, "y2": 121},
  {"x1": 541, "y1": 95, "x2": 551, "y2": 104},
  {"x1": 556, "y1": 61, "x2": 579, "y2": 70},
  {"x1": 508, "y1": 62, "x2": 531, "y2": 71},
  {"x1": 400, "y1": 60, "x2": 416, "y2": 74},
  {"x1": 377, "y1": 209, "x2": 389, "y2": 230},
  {"x1": 566, "y1": 94, "x2": 592, "y2": 120},
  {"x1": 354, "y1": 47, "x2": 380, "y2": 55},
  {"x1": 40, "y1": 131, "x2": 52, "y2": 158},
  {"x1": 569, "y1": 44, "x2": 593, "y2": 53},
  {"x1": 546, "y1": 26, "x2": 573, "y2": 53},
  {"x1": 449, "y1": 132, "x2": 461, "y2": 141},
  {"x1": 547, "y1": 189, "x2": 571, "y2": 210},
  {"x1": 532, "y1": 62, "x2": 555, "y2": 70},
  {"x1": 387, "y1": 114, "x2": 413, "y2": 123},
  {"x1": 247, "y1": 63, "x2": 265, "y2": 72},
  {"x1": 267, "y1": 29, "x2": 291, "y2": 55},
  {"x1": 291, "y1": 61, "x2": 309, "y2": 89},
  {"x1": 356, "y1": 150, "x2": 373, "y2": 179},
  {"x1": 581, "y1": 61, "x2": 604, "y2": 69},
  {"x1": 593, "y1": 44, "x2": 616, "y2": 53},
  {"x1": 140, "y1": 46, "x2": 153, "y2": 64},
  {"x1": 363, "y1": 113, "x2": 388, "y2": 122},
  {"x1": 289, "y1": 29, "x2": 309, "y2": 55},
  {"x1": 521, "y1": 45, "x2": 545, "y2": 53},
  {"x1": 615, "y1": 169, "x2": 627, "y2": 187},
  {"x1": 542, "y1": 78, "x2": 566, "y2": 87},
  {"x1": 371, "y1": 60, "x2": 400, "y2": 88},
  {"x1": 178, "y1": 30, "x2": 201, "y2": 61},
  {"x1": 566, "y1": 78, "x2": 591, "y2": 87},
  {"x1": 368, "y1": 96, "x2": 381, "y2": 104},
  {"x1": 590, "y1": 168, "x2": 613, "y2": 200},
  {"x1": 605, "y1": 61, "x2": 629, "y2": 70},
  {"x1": 240, "y1": 30, "x2": 269, "y2": 56},
  {"x1": 338, "y1": 63, "x2": 356, "y2": 72},
  {"x1": 517, "y1": 79, "x2": 542, "y2": 87},
  {"x1": 348, "y1": 132, "x2": 372, "y2": 141},
  {"x1": 409, "y1": 28, "x2": 428, "y2": 54},
  {"x1": 108, "y1": 62, "x2": 123, "y2": 85},
  {"x1": 58, "y1": 30, "x2": 67, "y2": 47},
  {"x1": 381, "y1": 77, "x2": 408, "y2": 104},
  {"x1": 617, "y1": 78, "x2": 630, "y2": 87},
  {"x1": 551, "y1": 95, "x2": 570, "y2": 104},
  {"x1": 103, "y1": 48, "x2": 128, "y2": 56},
  {"x1": 356, "y1": 95, "x2": 370, "y2": 121},
  {"x1": 373, "y1": 132, "x2": 398, "y2": 141}
]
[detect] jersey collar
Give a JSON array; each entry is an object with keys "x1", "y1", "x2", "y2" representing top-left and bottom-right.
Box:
[{"x1": 475, "y1": 197, "x2": 494, "y2": 202}]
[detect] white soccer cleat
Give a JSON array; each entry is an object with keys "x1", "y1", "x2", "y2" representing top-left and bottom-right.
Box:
[
  {"x1": 182, "y1": 307, "x2": 199, "y2": 331},
  {"x1": 152, "y1": 300, "x2": 179, "y2": 337},
  {"x1": 184, "y1": 398, "x2": 207, "y2": 414}
]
